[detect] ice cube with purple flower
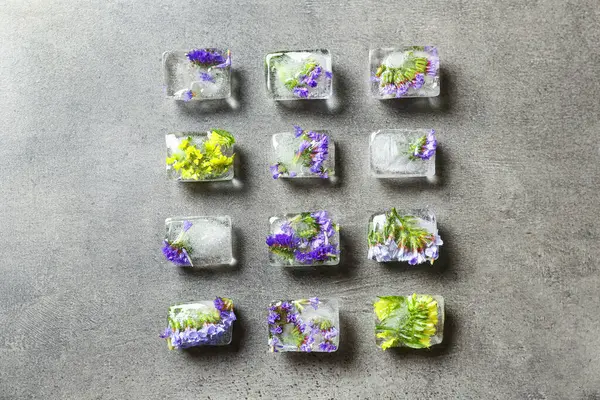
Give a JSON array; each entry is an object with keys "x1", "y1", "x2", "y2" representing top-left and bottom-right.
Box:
[
  {"x1": 160, "y1": 298, "x2": 236, "y2": 350},
  {"x1": 368, "y1": 208, "x2": 442, "y2": 265},
  {"x1": 370, "y1": 46, "x2": 439, "y2": 99},
  {"x1": 164, "y1": 216, "x2": 234, "y2": 267},
  {"x1": 270, "y1": 126, "x2": 335, "y2": 179},
  {"x1": 265, "y1": 49, "x2": 333, "y2": 100},
  {"x1": 370, "y1": 129, "x2": 436, "y2": 178},
  {"x1": 267, "y1": 212, "x2": 340, "y2": 267},
  {"x1": 267, "y1": 298, "x2": 339, "y2": 353},
  {"x1": 163, "y1": 48, "x2": 232, "y2": 101}
]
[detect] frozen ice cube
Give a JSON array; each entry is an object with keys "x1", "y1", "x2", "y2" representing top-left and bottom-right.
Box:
[
  {"x1": 161, "y1": 298, "x2": 236, "y2": 349},
  {"x1": 368, "y1": 208, "x2": 441, "y2": 264},
  {"x1": 270, "y1": 129, "x2": 335, "y2": 179},
  {"x1": 165, "y1": 131, "x2": 235, "y2": 182},
  {"x1": 163, "y1": 48, "x2": 231, "y2": 101},
  {"x1": 374, "y1": 294, "x2": 444, "y2": 349},
  {"x1": 267, "y1": 212, "x2": 340, "y2": 267},
  {"x1": 164, "y1": 216, "x2": 234, "y2": 267},
  {"x1": 267, "y1": 298, "x2": 339, "y2": 352},
  {"x1": 370, "y1": 46, "x2": 440, "y2": 99},
  {"x1": 369, "y1": 129, "x2": 436, "y2": 178},
  {"x1": 265, "y1": 49, "x2": 333, "y2": 100}
]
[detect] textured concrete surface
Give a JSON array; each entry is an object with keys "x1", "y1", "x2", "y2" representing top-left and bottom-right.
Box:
[{"x1": 1, "y1": 1, "x2": 599, "y2": 399}]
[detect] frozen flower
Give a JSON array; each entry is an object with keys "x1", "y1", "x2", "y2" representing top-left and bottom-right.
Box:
[
  {"x1": 267, "y1": 311, "x2": 280, "y2": 325},
  {"x1": 300, "y1": 343, "x2": 312, "y2": 352},
  {"x1": 309, "y1": 297, "x2": 319, "y2": 310},
  {"x1": 293, "y1": 87, "x2": 309, "y2": 98},
  {"x1": 182, "y1": 90, "x2": 194, "y2": 102},
  {"x1": 270, "y1": 325, "x2": 283, "y2": 335},
  {"x1": 159, "y1": 327, "x2": 172, "y2": 339},
  {"x1": 382, "y1": 84, "x2": 397, "y2": 95},
  {"x1": 412, "y1": 73, "x2": 425, "y2": 89},
  {"x1": 270, "y1": 163, "x2": 282, "y2": 179},
  {"x1": 427, "y1": 57, "x2": 439, "y2": 76},
  {"x1": 287, "y1": 312, "x2": 299, "y2": 324},
  {"x1": 162, "y1": 240, "x2": 192, "y2": 266},
  {"x1": 220, "y1": 310, "x2": 237, "y2": 326},
  {"x1": 213, "y1": 297, "x2": 225, "y2": 311},
  {"x1": 266, "y1": 231, "x2": 300, "y2": 249},
  {"x1": 280, "y1": 301, "x2": 293, "y2": 312},
  {"x1": 395, "y1": 83, "x2": 410, "y2": 97},
  {"x1": 319, "y1": 342, "x2": 337, "y2": 352},
  {"x1": 183, "y1": 220, "x2": 193, "y2": 232},
  {"x1": 215, "y1": 50, "x2": 231, "y2": 69},
  {"x1": 199, "y1": 72, "x2": 215, "y2": 82},
  {"x1": 323, "y1": 327, "x2": 338, "y2": 340},
  {"x1": 293, "y1": 125, "x2": 304, "y2": 137},
  {"x1": 269, "y1": 336, "x2": 283, "y2": 352},
  {"x1": 187, "y1": 48, "x2": 225, "y2": 66},
  {"x1": 325, "y1": 71, "x2": 333, "y2": 79}
]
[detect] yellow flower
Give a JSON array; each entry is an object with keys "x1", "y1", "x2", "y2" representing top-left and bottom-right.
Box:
[{"x1": 210, "y1": 154, "x2": 234, "y2": 168}]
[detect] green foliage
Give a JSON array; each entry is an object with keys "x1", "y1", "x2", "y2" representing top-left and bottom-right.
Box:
[
  {"x1": 367, "y1": 208, "x2": 432, "y2": 252},
  {"x1": 166, "y1": 131, "x2": 235, "y2": 181},
  {"x1": 374, "y1": 51, "x2": 428, "y2": 87},
  {"x1": 269, "y1": 246, "x2": 295, "y2": 261},
  {"x1": 290, "y1": 213, "x2": 320, "y2": 239},
  {"x1": 168, "y1": 307, "x2": 221, "y2": 331},
  {"x1": 374, "y1": 294, "x2": 439, "y2": 350}
]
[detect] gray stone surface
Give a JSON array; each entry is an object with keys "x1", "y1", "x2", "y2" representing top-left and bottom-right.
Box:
[{"x1": 1, "y1": 1, "x2": 599, "y2": 399}]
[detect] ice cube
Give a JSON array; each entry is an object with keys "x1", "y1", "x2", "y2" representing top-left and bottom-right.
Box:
[
  {"x1": 267, "y1": 298, "x2": 339, "y2": 353},
  {"x1": 265, "y1": 49, "x2": 333, "y2": 100},
  {"x1": 368, "y1": 208, "x2": 441, "y2": 264},
  {"x1": 165, "y1": 131, "x2": 235, "y2": 182},
  {"x1": 374, "y1": 294, "x2": 444, "y2": 349},
  {"x1": 267, "y1": 212, "x2": 340, "y2": 267},
  {"x1": 163, "y1": 48, "x2": 231, "y2": 101},
  {"x1": 369, "y1": 46, "x2": 440, "y2": 99},
  {"x1": 270, "y1": 129, "x2": 335, "y2": 179},
  {"x1": 164, "y1": 216, "x2": 234, "y2": 267},
  {"x1": 369, "y1": 129, "x2": 436, "y2": 178},
  {"x1": 161, "y1": 298, "x2": 236, "y2": 349}
]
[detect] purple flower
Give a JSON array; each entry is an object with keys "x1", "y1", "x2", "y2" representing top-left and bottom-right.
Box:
[
  {"x1": 371, "y1": 75, "x2": 381, "y2": 82},
  {"x1": 323, "y1": 327, "x2": 338, "y2": 341},
  {"x1": 266, "y1": 231, "x2": 299, "y2": 248},
  {"x1": 412, "y1": 73, "x2": 425, "y2": 90},
  {"x1": 187, "y1": 48, "x2": 225, "y2": 66},
  {"x1": 269, "y1": 336, "x2": 283, "y2": 352},
  {"x1": 427, "y1": 57, "x2": 439, "y2": 77},
  {"x1": 309, "y1": 297, "x2": 319, "y2": 310},
  {"x1": 310, "y1": 65, "x2": 322, "y2": 80},
  {"x1": 220, "y1": 310, "x2": 237, "y2": 326},
  {"x1": 267, "y1": 311, "x2": 280, "y2": 325},
  {"x1": 214, "y1": 297, "x2": 225, "y2": 311},
  {"x1": 293, "y1": 125, "x2": 304, "y2": 137},
  {"x1": 305, "y1": 78, "x2": 317, "y2": 88},
  {"x1": 159, "y1": 327, "x2": 171, "y2": 339},
  {"x1": 215, "y1": 50, "x2": 231, "y2": 69},
  {"x1": 325, "y1": 71, "x2": 333, "y2": 79},
  {"x1": 382, "y1": 84, "x2": 396, "y2": 95},
  {"x1": 270, "y1": 325, "x2": 283, "y2": 335},
  {"x1": 183, "y1": 220, "x2": 193, "y2": 232},
  {"x1": 286, "y1": 312, "x2": 299, "y2": 324},
  {"x1": 270, "y1": 163, "x2": 281, "y2": 179},
  {"x1": 300, "y1": 343, "x2": 312, "y2": 352},
  {"x1": 162, "y1": 240, "x2": 192, "y2": 266},
  {"x1": 424, "y1": 46, "x2": 439, "y2": 56},
  {"x1": 319, "y1": 342, "x2": 337, "y2": 352},
  {"x1": 413, "y1": 130, "x2": 437, "y2": 161},
  {"x1": 280, "y1": 301, "x2": 292, "y2": 312},
  {"x1": 293, "y1": 87, "x2": 309, "y2": 98},
  {"x1": 182, "y1": 90, "x2": 194, "y2": 102},
  {"x1": 395, "y1": 83, "x2": 410, "y2": 98},
  {"x1": 199, "y1": 72, "x2": 215, "y2": 82}
]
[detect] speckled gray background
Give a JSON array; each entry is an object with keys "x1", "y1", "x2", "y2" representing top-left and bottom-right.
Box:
[{"x1": 1, "y1": 1, "x2": 599, "y2": 399}]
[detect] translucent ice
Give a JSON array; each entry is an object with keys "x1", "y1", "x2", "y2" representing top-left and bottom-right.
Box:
[
  {"x1": 163, "y1": 48, "x2": 231, "y2": 101},
  {"x1": 265, "y1": 49, "x2": 333, "y2": 100},
  {"x1": 268, "y1": 298, "x2": 339, "y2": 352},
  {"x1": 271, "y1": 130, "x2": 335, "y2": 179},
  {"x1": 164, "y1": 216, "x2": 234, "y2": 267},
  {"x1": 370, "y1": 46, "x2": 440, "y2": 99},
  {"x1": 370, "y1": 129, "x2": 436, "y2": 178}
]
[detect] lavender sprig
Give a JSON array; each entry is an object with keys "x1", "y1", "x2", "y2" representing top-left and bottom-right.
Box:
[
  {"x1": 408, "y1": 129, "x2": 437, "y2": 161},
  {"x1": 278, "y1": 57, "x2": 332, "y2": 98},
  {"x1": 162, "y1": 220, "x2": 193, "y2": 266}
]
